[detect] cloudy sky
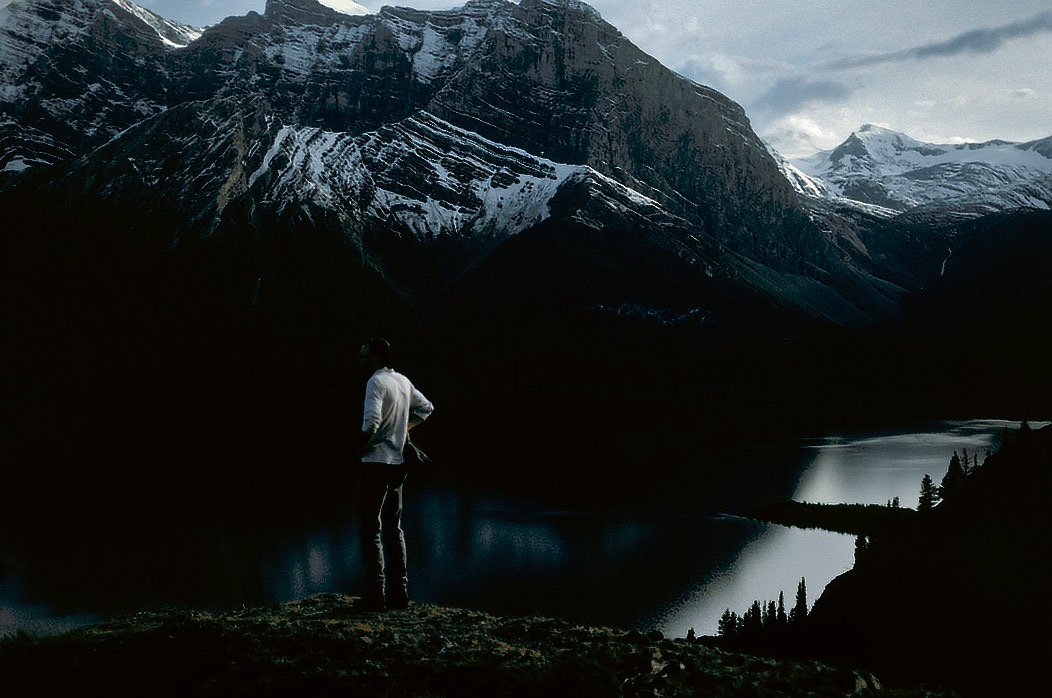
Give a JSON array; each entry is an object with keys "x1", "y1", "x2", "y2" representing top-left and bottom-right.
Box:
[{"x1": 135, "y1": 0, "x2": 1051, "y2": 157}]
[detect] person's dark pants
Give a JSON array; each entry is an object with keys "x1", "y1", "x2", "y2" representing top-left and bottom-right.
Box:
[{"x1": 357, "y1": 462, "x2": 409, "y2": 607}]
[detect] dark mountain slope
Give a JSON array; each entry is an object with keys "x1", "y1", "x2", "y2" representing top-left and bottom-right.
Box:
[{"x1": 895, "y1": 208, "x2": 1052, "y2": 416}]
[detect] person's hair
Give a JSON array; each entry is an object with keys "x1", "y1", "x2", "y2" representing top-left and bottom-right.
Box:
[{"x1": 362, "y1": 336, "x2": 392, "y2": 365}]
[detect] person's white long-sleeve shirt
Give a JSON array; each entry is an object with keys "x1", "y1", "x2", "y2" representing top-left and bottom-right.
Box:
[{"x1": 361, "y1": 367, "x2": 434, "y2": 464}]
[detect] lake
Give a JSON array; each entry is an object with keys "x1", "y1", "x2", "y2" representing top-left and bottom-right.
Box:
[{"x1": 0, "y1": 418, "x2": 1038, "y2": 639}]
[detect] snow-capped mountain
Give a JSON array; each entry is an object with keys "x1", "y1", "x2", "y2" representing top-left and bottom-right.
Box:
[
  {"x1": 6, "y1": 0, "x2": 882, "y2": 323},
  {"x1": 787, "y1": 124, "x2": 1052, "y2": 217},
  {"x1": 5, "y1": 0, "x2": 1044, "y2": 332},
  {"x1": 4, "y1": 0, "x2": 1046, "y2": 346},
  {"x1": 1, "y1": 0, "x2": 799, "y2": 247}
]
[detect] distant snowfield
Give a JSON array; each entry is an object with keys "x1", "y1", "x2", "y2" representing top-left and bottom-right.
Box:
[
  {"x1": 778, "y1": 124, "x2": 1052, "y2": 215},
  {"x1": 796, "y1": 125, "x2": 1052, "y2": 178}
]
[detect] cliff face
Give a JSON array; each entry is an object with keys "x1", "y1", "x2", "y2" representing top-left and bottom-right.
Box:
[{"x1": 427, "y1": 0, "x2": 810, "y2": 261}]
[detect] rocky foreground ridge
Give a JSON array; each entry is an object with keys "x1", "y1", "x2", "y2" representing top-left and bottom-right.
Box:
[{"x1": 0, "y1": 593, "x2": 953, "y2": 697}]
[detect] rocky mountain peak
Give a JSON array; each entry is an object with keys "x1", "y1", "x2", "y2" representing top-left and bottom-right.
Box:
[
  {"x1": 0, "y1": 0, "x2": 199, "y2": 48},
  {"x1": 857, "y1": 123, "x2": 897, "y2": 137},
  {"x1": 827, "y1": 133, "x2": 868, "y2": 165},
  {"x1": 517, "y1": 0, "x2": 606, "y2": 23}
]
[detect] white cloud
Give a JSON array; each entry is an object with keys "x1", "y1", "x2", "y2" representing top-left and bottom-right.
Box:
[
  {"x1": 677, "y1": 53, "x2": 787, "y2": 99},
  {"x1": 763, "y1": 115, "x2": 851, "y2": 157}
]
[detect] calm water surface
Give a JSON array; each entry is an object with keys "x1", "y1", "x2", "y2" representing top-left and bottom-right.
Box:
[{"x1": 1, "y1": 419, "x2": 1039, "y2": 638}]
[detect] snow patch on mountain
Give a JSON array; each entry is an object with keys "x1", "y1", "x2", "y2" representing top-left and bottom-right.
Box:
[
  {"x1": 378, "y1": 3, "x2": 510, "y2": 85},
  {"x1": 109, "y1": 0, "x2": 201, "y2": 47},
  {"x1": 0, "y1": 0, "x2": 88, "y2": 75},
  {"x1": 248, "y1": 110, "x2": 592, "y2": 238},
  {"x1": 318, "y1": 0, "x2": 368, "y2": 16},
  {"x1": 765, "y1": 142, "x2": 827, "y2": 198}
]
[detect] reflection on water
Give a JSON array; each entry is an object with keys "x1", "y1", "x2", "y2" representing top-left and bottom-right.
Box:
[
  {"x1": 655, "y1": 524, "x2": 855, "y2": 638},
  {"x1": 0, "y1": 485, "x2": 782, "y2": 638},
  {"x1": 1, "y1": 419, "x2": 1040, "y2": 639},
  {"x1": 795, "y1": 419, "x2": 1032, "y2": 507}
]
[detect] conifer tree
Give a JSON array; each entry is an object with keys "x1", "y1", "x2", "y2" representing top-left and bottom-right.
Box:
[
  {"x1": 718, "y1": 609, "x2": 739, "y2": 638},
  {"x1": 789, "y1": 578, "x2": 808, "y2": 625},
  {"x1": 919, "y1": 473, "x2": 938, "y2": 511},
  {"x1": 744, "y1": 600, "x2": 763, "y2": 635},
  {"x1": 777, "y1": 591, "x2": 788, "y2": 627},
  {"x1": 941, "y1": 451, "x2": 967, "y2": 500}
]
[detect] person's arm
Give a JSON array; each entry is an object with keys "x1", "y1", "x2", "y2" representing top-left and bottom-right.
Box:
[
  {"x1": 408, "y1": 386, "x2": 434, "y2": 432},
  {"x1": 361, "y1": 378, "x2": 384, "y2": 454},
  {"x1": 405, "y1": 387, "x2": 433, "y2": 441}
]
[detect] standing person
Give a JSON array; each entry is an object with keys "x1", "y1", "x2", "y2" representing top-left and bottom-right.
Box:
[{"x1": 356, "y1": 337, "x2": 434, "y2": 611}]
